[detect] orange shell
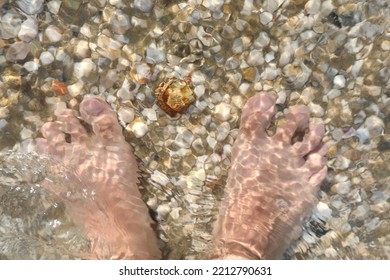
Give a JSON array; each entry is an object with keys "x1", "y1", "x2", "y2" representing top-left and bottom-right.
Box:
[{"x1": 155, "y1": 78, "x2": 195, "y2": 116}]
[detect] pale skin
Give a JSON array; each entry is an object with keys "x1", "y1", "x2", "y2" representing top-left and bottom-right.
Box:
[{"x1": 36, "y1": 93, "x2": 327, "y2": 260}]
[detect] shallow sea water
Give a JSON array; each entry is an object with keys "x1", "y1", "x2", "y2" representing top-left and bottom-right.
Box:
[{"x1": 0, "y1": 0, "x2": 389, "y2": 259}]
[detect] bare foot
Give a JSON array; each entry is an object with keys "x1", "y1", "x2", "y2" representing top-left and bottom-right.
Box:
[
  {"x1": 36, "y1": 97, "x2": 160, "y2": 259},
  {"x1": 210, "y1": 93, "x2": 327, "y2": 260}
]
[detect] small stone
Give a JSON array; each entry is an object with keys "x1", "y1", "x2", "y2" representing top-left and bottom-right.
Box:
[
  {"x1": 156, "y1": 204, "x2": 170, "y2": 219},
  {"x1": 130, "y1": 62, "x2": 152, "y2": 84},
  {"x1": 16, "y1": 0, "x2": 44, "y2": 14},
  {"x1": 45, "y1": 25, "x2": 62, "y2": 43},
  {"x1": 247, "y1": 49, "x2": 264, "y2": 66},
  {"x1": 260, "y1": 12, "x2": 273, "y2": 25},
  {"x1": 74, "y1": 40, "x2": 91, "y2": 59},
  {"x1": 381, "y1": 40, "x2": 390, "y2": 51},
  {"x1": 47, "y1": 0, "x2": 61, "y2": 14},
  {"x1": 6, "y1": 42, "x2": 30, "y2": 62},
  {"x1": 118, "y1": 107, "x2": 135, "y2": 124},
  {"x1": 134, "y1": 0, "x2": 154, "y2": 13},
  {"x1": 142, "y1": 108, "x2": 157, "y2": 121},
  {"x1": 39, "y1": 51, "x2": 55, "y2": 65},
  {"x1": 214, "y1": 102, "x2": 232, "y2": 121},
  {"x1": 23, "y1": 61, "x2": 39, "y2": 72},
  {"x1": 313, "y1": 202, "x2": 332, "y2": 222},
  {"x1": 169, "y1": 207, "x2": 181, "y2": 220},
  {"x1": 146, "y1": 43, "x2": 166, "y2": 64},
  {"x1": 216, "y1": 122, "x2": 230, "y2": 141},
  {"x1": 110, "y1": 9, "x2": 131, "y2": 35},
  {"x1": 175, "y1": 128, "x2": 194, "y2": 149},
  {"x1": 97, "y1": 35, "x2": 122, "y2": 60},
  {"x1": 18, "y1": 17, "x2": 38, "y2": 42},
  {"x1": 73, "y1": 58, "x2": 97, "y2": 80},
  {"x1": 243, "y1": 67, "x2": 258, "y2": 83},
  {"x1": 333, "y1": 74, "x2": 346, "y2": 89},
  {"x1": 130, "y1": 120, "x2": 148, "y2": 138}
]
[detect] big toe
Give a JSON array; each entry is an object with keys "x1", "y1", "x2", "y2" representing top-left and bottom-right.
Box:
[
  {"x1": 80, "y1": 97, "x2": 124, "y2": 143},
  {"x1": 240, "y1": 92, "x2": 276, "y2": 136}
]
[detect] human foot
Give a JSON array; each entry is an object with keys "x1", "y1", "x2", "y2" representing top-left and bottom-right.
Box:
[
  {"x1": 36, "y1": 97, "x2": 160, "y2": 259},
  {"x1": 210, "y1": 93, "x2": 327, "y2": 260}
]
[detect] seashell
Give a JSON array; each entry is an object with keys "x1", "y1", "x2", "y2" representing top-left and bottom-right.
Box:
[
  {"x1": 155, "y1": 77, "x2": 195, "y2": 117},
  {"x1": 16, "y1": 0, "x2": 44, "y2": 15}
]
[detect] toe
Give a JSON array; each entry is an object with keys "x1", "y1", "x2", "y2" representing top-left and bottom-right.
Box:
[
  {"x1": 79, "y1": 97, "x2": 124, "y2": 143},
  {"x1": 293, "y1": 123, "x2": 325, "y2": 156},
  {"x1": 240, "y1": 93, "x2": 276, "y2": 136},
  {"x1": 55, "y1": 108, "x2": 88, "y2": 142},
  {"x1": 274, "y1": 105, "x2": 310, "y2": 144},
  {"x1": 309, "y1": 165, "x2": 328, "y2": 187}
]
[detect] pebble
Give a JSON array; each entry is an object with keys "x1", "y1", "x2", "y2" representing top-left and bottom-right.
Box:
[
  {"x1": 156, "y1": 204, "x2": 170, "y2": 220},
  {"x1": 247, "y1": 49, "x2": 264, "y2": 66},
  {"x1": 146, "y1": 43, "x2": 166, "y2": 64},
  {"x1": 47, "y1": 0, "x2": 61, "y2": 14},
  {"x1": 214, "y1": 102, "x2": 232, "y2": 121},
  {"x1": 73, "y1": 58, "x2": 97, "y2": 80},
  {"x1": 16, "y1": 0, "x2": 44, "y2": 15},
  {"x1": 130, "y1": 120, "x2": 148, "y2": 138},
  {"x1": 23, "y1": 60, "x2": 38, "y2": 72},
  {"x1": 74, "y1": 40, "x2": 91, "y2": 59},
  {"x1": 18, "y1": 18, "x2": 38, "y2": 42},
  {"x1": 97, "y1": 35, "x2": 122, "y2": 60},
  {"x1": 333, "y1": 74, "x2": 346, "y2": 89},
  {"x1": 142, "y1": 108, "x2": 157, "y2": 122},
  {"x1": 6, "y1": 42, "x2": 30, "y2": 62},
  {"x1": 134, "y1": 0, "x2": 154, "y2": 13},
  {"x1": 260, "y1": 12, "x2": 273, "y2": 25},
  {"x1": 44, "y1": 25, "x2": 62, "y2": 43},
  {"x1": 118, "y1": 107, "x2": 135, "y2": 124},
  {"x1": 39, "y1": 51, "x2": 55, "y2": 65}
]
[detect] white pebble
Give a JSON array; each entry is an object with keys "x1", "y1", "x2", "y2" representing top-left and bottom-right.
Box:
[
  {"x1": 23, "y1": 60, "x2": 39, "y2": 72},
  {"x1": 16, "y1": 0, "x2": 44, "y2": 14},
  {"x1": 47, "y1": 0, "x2": 61, "y2": 14},
  {"x1": 134, "y1": 0, "x2": 154, "y2": 13},
  {"x1": 73, "y1": 58, "x2": 96, "y2": 79},
  {"x1": 45, "y1": 25, "x2": 62, "y2": 43},
  {"x1": 20, "y1": 127, "x2": 33, "y2": 140},
  {"x1": 333, "y1": 74, "x2": 346, "y2": 89},
  {"x1": 18, "y1": 17, "x2": 38, "y2": 42},
  {"x1": 142, "y1": 108, "x2": 157, "y2": 121},
  {"x1": 146, "y1": 43, "x2": 166, "y2": 64},
  {"x1": 0, "y1": 119, "x2": 8, "y2": 130},
  {"x1": 214, "y1": 102, "x2": 232, "y2": 121},
  {"x1": 247, "y1": 49, "x2": 264, "y2": 66},
  {"x1": 118, "y1": 107, "x2": 135, "y2": 124},
  {"x1": 131, "y1": 121, "x2": 148, "y2": 138},
  {"x1": 381, "y1": 40, "x2": 390, "y2": 51},
  {"x1": 74, "y1": 40, "x2": 90, "y2": 59},
  {"x1": 194, "y1": 84, "x2": 206, "y2": 98},
  {"x1": 39, "y1": 51, "x2": 55, "y2": 65},
  {"x1": 156, "y1": 204, "x2": 170, "y2": 219},
  {"x1": 313, "y1": 202, "x2": 332, "y2": 222},
  {"x1": 260, "y1": 12, "x2": 273, "y2": 25}
]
